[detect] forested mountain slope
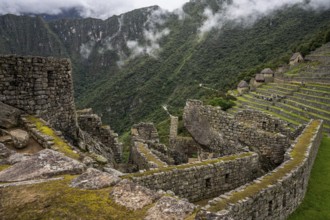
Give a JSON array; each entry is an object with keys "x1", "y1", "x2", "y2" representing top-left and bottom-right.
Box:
[{"x1": 0, "y1": 0, "x2": 329, "y2": 132}]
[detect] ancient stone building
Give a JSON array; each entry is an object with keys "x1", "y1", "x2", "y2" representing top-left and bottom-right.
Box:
[{"x1": 0, "y1": 55, "x2": 78, "y2": 141}]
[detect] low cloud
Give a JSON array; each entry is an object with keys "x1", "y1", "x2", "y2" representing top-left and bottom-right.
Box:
[
  {"x1": 198, "y1": 0, "x2": 330, "y2": 36},
  {"x1": 0, "y1": 0, "x2": 188, "y2": 19}
]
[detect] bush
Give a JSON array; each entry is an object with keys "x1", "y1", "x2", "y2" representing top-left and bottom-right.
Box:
[{"x1": 207, "y1": 97, "x2": 236, "y2": 110}]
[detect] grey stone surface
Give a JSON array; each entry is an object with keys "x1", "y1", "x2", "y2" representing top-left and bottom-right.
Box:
[
  {"x1": 0, "y1": 143, "x2": 14, "y2": 164},
  {"x1": 70, "y1": 168, "x2": 120, "y2": 189},
  {"x1": 110, "y1": 179, "x2": 161, "y2": 210},
  {"x1": 0, "y1": 102, "x2": 21, "y2": 129},
  {"x1": 9, "y1": 129, "x2": 30, "y2": 149},
  {"x1": 0, "y1": 149, "x2": 85, "y2": 182},
  {"x1": 145, "y1": 196, "x2": 196, "y2": 220},
  {"x1": 77, "y1": 109, "x2": 122, "y2": 163}
]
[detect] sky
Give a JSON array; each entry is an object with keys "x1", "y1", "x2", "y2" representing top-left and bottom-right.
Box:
[{"x1": 0, "y1": 0, "x2": 189, "y2": 19}]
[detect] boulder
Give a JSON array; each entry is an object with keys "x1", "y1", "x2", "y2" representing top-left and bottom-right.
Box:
[
  {"x1": 110, "y1": 179, "x2": 160, "y2": 210},
  {"x1": 70, "y1": 168, "x2": 120, "y2": 189},
  {"x1": 0, "y1": 143, "x2": 14, "y2": 164},
  {"x1": 0, "y1": 102, "x2": 22, "y2": 129},
  {"x1": 0, "y1": 149, "x2": 85, "y2": 182},
  {"x1": 9, "y1": 129, "x2": 30, "y2": 149},
  {"x1": 145, "y1": 196, "x2": 196, "y2": 220}
]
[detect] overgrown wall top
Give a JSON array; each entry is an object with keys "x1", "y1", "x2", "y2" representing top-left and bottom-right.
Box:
[{"x1": 197, "y1": 120, "x2": 323, "y2": 220}]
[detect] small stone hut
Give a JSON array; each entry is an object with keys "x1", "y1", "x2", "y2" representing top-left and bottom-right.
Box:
[
  {"x1": 255, "y1": 74, "x2": 265, "y2": 83},
  {"x1": 290, "y1": 52, "x2": 304, "y2": 65},
  {"x1": 237, "y1": 80, "x2": 249, "y2": 94},
  {"x1": 261, "y1": 68, "x2": 274, "y2": 82}
]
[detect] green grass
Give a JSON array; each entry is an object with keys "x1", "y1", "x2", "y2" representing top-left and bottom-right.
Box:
[
  {"x1": 288, "y1": 136, "x2": 330, "y2": 220},
  {"x1": 0, "y1": 165, "x2": 11, "y2": 172},
  {"x1": 0, "y1": 175, "x2": 151, "y2": 219}
]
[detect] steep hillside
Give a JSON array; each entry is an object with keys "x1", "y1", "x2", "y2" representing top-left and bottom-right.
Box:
[{"x1": 0, "y1": 0, "x2": 329, "y2": 132}]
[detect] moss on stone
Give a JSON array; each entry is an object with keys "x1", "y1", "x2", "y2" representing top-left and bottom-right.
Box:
[
  {"x1": 207, "y1": 120, "x2": 321, "y2": 212},
  {"x1": 26, "y1": 116, "x2": 80, "y2": 160},
  {"x1": 0, "y1": 165, "x2": 11, "y2": 172},
  {"x1": 0, "y1": 175, "x2": 151, "y2": 219},
  {"x1": 123, "y1": 152, "x2": 253, "y2": 179}
]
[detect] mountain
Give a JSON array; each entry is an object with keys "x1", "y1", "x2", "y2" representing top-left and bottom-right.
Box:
[{"x1": 0, "y1": 0, "x2": 329, "y2": 133}]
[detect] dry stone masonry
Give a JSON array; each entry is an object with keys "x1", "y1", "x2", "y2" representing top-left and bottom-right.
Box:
[
  {"x1": 77, "y1": 109, "x2": 122, "y2": 163},
  {"x1": 197, "y1": 120, "x2": 323, "y2": 220},
  {"x1": 183, "y1": 100, "x2": 294, "y2": 170},
  {"x1": 0, "y1": 55, "x2": 79, "y2": 141}
]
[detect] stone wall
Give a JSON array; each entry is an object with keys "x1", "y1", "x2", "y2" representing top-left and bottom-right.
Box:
[
  {"x1": 77, "y1": 109, "x2": 122, "y2": 163},
  {"x1": 130, "y1": 141, "x2": 167, "y2": 170},
  {"x1": 183, "y1": 100, "x2": 290, "y2": 169},
  {"x1": 197, "y1": 120, "x2": 323, "y2": 220},
  {"x1": 234, "y1": 109, "x2": 290, "y2": 137},
  {"x1": 0, "y1": 55, "x2": 78, "y2": 141},
  {"x1": 169, "y1": 116, "x2": 178, "y2": 140},
  {"x1": 126, "y1": 152, "x2": 261, "y2": 202},
  {"x1": 131, "y1": 122, "x2": 159, "y2": 143}
]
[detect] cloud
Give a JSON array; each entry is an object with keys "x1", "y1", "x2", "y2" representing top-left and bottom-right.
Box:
[
  {"x1": 124, "y1": 8, "x2": 171, "y2": 62},
  {"x1": 0, "y1": 0, "x2": 188, "y2": 19},
  {"x1": 198, "y1": 0, "x2": 330, "y2": 36}
]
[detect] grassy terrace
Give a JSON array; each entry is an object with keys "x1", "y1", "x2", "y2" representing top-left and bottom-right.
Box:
[
  {"x1": 26, "y1": 116, "x2": 80, "y2": 160},
  {"x1": 207, "y1": 120, "x2": 321, "y2": 213},
  {"x1": 137, "y1": 142, "x2": 166, "y2": 168},
  {"x1": 123, "y1": 152, "x2": 253, "y2": 179},
  {"x1": 0, "y1": 175, "x2": 151, "y2": 219},
  {"x1": 288, "y1": 136, "x2": 330, "y2": 219},
  {"x1": 236, "y1": 97, "x2": 309, "y2": 123}
]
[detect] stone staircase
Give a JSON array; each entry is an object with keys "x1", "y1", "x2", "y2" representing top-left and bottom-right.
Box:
[{"x1": 229, "y1": 43, "x2": 330, "y2": 134}]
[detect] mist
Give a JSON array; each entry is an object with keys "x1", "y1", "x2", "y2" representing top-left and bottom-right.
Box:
[{"x1": 198, "y1": 0, "x2": 330, "y2": 36}]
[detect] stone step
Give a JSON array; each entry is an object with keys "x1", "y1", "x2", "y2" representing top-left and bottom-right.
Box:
[
  {"x1": 275, "y1": 102, "x2": 330, "y2": 126},
  {"x1": 281, "y1": 99, "x2": 330, "y2": 119},
  {"x1": 291, "y1": 77, "x2": 330, "y2": 84},
  {"x1": 304, "y1": 83, "x2": 330, "y2": 93},
  {"x1": 287, "y1": 96, "x2": 330, "y2": 112},
  {"x1": 236, "y1": 97, "x2": 308, "y2": 125},
  {"x1": 294, "y1": 92, "x2": 330, "y2": 103},
  {"x1": 299, "y1": 87, "x2": 330, "y2": 98},
  {"x1": 263, "y1": 85, "x2": 298, "y2": 93}
]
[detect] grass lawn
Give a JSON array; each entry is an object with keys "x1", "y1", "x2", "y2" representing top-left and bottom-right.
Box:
[{"x1": 288, "y1": 136, "x2": 330, "y2": 220}]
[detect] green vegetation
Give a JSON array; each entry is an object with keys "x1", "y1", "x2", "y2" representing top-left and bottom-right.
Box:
[
  {"x1": 208, "y1": 120, "x2": 321, "y2": 212},
  {"x1": 0, "y1": 175, "x2": 151, "y2": 219},
  {"x1": 206, "y1": 97, "x2": 236, "y2": 111},
  {"x1": 288, "y1": 136, "x2": 330, "y2": 220},
  {"x1": 0, "y1": 165, "x2": 11, "y2": 172},
  {"x1": 123, "y1": 152, "x2": 253, "y2": 179},
  {"x1": 26, "y1": 116, "x2": 80, "y2": 160},
  {"x1": 119, "y1": 131, "x2": 132, "y2": 163}
]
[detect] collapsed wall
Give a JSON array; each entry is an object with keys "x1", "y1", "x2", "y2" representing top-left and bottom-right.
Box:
[
  {"x1": 125, "y1": 152, "x2": 260, "y2": 202},
  {"x1": 0, "y1": 55, "x2": 78, "y2": 141},
  {"x1": 197, "y1": 120, "x2": 323, "y2": 220},
  {"x1": 77, "y1": 109, "x2": 122, "y2": 163}
]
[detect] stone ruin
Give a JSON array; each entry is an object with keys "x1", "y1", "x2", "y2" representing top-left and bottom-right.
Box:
[
  {"x1": 0, "y1": 54, "x2": 324, "y2": 220},
  {"x1": 0, "y1": 55, "x2": 122, "y2": 168}
]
